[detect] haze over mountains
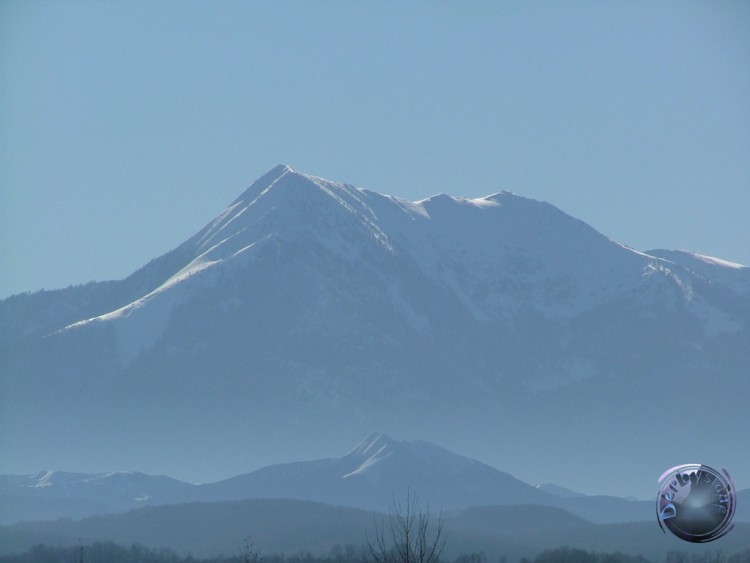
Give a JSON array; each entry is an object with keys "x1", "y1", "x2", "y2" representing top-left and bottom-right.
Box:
[
  {"x1": 3, "y1": 436, "x2": 750, "y2": 562},
  {"x1": 4, "y1": 432, "x2": 750, "y2": 559},
  {"x1": 5, "y1": 433, "x2": 692, "y2": 526},
  {"x1": 4, "y1": 498, "x2": 750, "y2": 562},
  {"x1": 1, "y1": 165, "x2": 748, "y2": 499}
]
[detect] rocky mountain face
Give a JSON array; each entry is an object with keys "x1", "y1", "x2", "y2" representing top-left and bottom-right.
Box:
[{"x1": 2, "y1": 165, "x2": 748, "y2": 497}]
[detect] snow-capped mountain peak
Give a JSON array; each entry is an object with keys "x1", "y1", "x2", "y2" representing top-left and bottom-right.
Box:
[{"x1": 51, "y1": 166, "x2": 749, "y2": 369}]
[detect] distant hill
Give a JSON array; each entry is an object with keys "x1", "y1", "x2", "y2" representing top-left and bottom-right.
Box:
[
  {"x1": 3, "y1": 498, "x2": 750, "y2": 562},
  {"x1": 0, "y1": 434, "x2": 658, "y2": 525}
]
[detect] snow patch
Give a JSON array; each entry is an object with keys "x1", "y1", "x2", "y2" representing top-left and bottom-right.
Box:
[
  {"x1": 690, "y1": 253, "x2": 745, "y2": 269},
  {"x1": 342, "y1": 446, "x2": 393, "y2": 478},
  {"x1": 61, "y1": 235, "x2": 275, "y2": 364}
]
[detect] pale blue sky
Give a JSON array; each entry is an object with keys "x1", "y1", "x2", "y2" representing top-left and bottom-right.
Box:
[{"x1": 2, "y1": 0, "x2": 749, "y2": 298}]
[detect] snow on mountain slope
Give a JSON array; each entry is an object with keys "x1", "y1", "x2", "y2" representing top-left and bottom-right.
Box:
[
  {"x1": 2, "y1": 470, "x2": 191, "y2": 499},
  {"x1": 58, "y1": 166, "x2": 396, "y2": 362},
  {"x1": 0, "y1": 470, "x2": 194, "y2": 524},
  {"x1": 60, "y1": 232, "x2": 278, "y2": 364},
  {"x1": 640, "y1": 249, "x2": 750, "y2": 335},
  {"x1": 386, "y1": 190, "x2": 655, "y2": 318},
  {"x1": 195, "y1": 432, "x2": 554, "y2": 511},
  {"x1": 646, "y1": 248, "x2": 749, "y2": 296},
  {"x1": 55, "y1": 165, "x2": 740, "y2": 365}
]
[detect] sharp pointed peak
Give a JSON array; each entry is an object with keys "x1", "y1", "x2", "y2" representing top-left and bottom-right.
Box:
[
  {"x1": 229, "y1": 165, "x2": 301, "y2": 205},
  {"x1": 257, "y1": 163, "x2": 297, "y2": 182},
  {"x1": 265, "y1": 164, "x2": 324, "y2": 182},
  {"x1": 271, "y1": 163, "x2": 294, "y2": 174}
]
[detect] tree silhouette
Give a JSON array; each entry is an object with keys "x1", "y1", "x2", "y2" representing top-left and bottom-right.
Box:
[{"x1": 365, "y1": 491, "x2": 445, "y2": 563}]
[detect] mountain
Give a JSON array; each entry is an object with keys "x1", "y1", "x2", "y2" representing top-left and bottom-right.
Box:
[
  {"x1": 194, "y1": 432, "x2": 555, "y2": 509},
  {"x1": 0, "y1": 471, "x2": 193, "y2": 524},
  {"x1": 194, "y1": 433, "x2": 656, "y2": 524},
  {"x1": 1, "y1": 165, "x2": 748, "y2": 498},
  {"x1": 0, "y1": 433, "x2": 676, "y2": 526}
]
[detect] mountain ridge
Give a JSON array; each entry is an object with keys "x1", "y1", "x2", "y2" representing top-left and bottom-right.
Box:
[
  {"x1": 4, "y1": 497, "x2": 750, "y2": 561},
  {"x1": 53, "y1": 165, "x2": 743, "y2": 363},
  {"x1": 202, "y1": 433, "x2": 679, "y2": 526},
  {"x1": 9, "y1": 432, "x2": 743, "y2": 527}
]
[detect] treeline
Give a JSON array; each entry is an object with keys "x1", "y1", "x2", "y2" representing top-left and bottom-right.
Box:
[{"x1": 1, "y1": 543, "x2": 749, "y2": 563}]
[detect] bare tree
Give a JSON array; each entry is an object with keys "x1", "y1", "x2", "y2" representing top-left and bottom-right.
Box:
[
  {"x1": 238, "y1": 536, "x2": 262, "y2": 563},
  {"x1": 365, "y1": 491, "x2": 446, "y2": 563}
]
